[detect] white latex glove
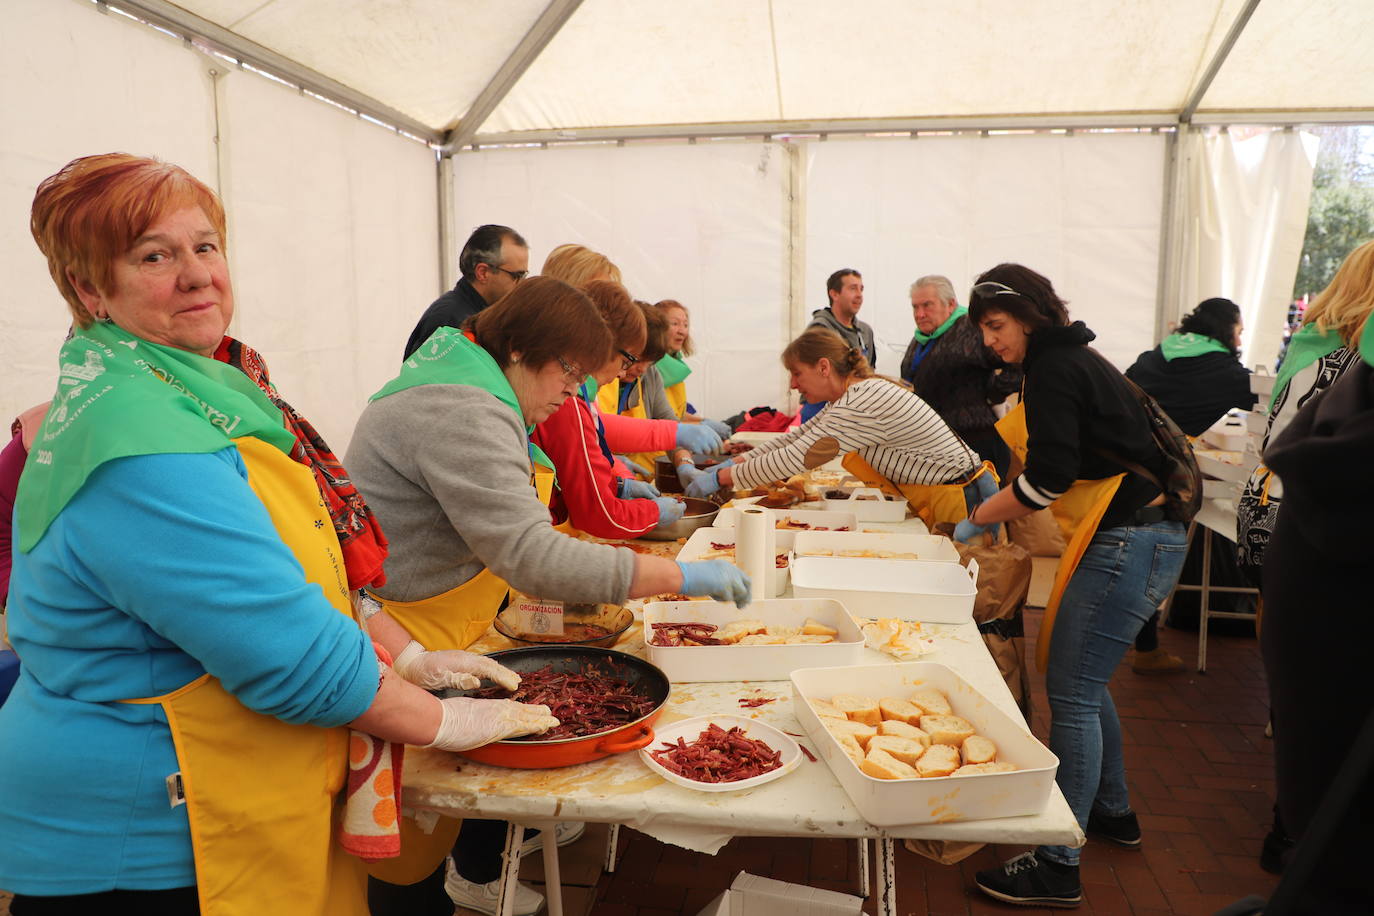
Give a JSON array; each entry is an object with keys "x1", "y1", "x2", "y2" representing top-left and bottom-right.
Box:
[
  {"x1": 393, "y1": 640, "x2": 521, "y2": 691},
  {"x1": 425, "y1": 697, "x2": 560, "y2": 751}
]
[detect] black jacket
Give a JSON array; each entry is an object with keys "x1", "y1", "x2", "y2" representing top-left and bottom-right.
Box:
[
  {"x1": 901, "y1": 315, "x2": 1022, "y2": 438},
  {"x1": 1018, "y1": 322, "x2": 1166, "y2": 530},
  {"x1": 403, "y1": 277, "x2": 489, "y2": 360},
  {"x1": 1124, "y1": 346, "x2": 1255, "y2": 437}
]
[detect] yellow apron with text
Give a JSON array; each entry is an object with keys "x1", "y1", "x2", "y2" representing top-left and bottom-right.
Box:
[
  {"x1": 368, "y1": 463, "x2": 557, "y2": 884},
  {"x1": 597, "y1": 378, "x2": 661, "y2": 475},
  {"x1": 664, "y1": 381, "x2": 688, "y2": 419},
  {"x1": 123, "y1": 436, "x2": 368, "y2": 916},
  {"x1": 841, "y1": 453, "x2": 999, "y2": 531},
  {"x1": 995, "y1": 404, "x2": 1124, "y2": 671}
]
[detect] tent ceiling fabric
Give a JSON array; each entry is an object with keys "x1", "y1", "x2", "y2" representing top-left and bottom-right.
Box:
[{"x1": 157, "y1": 0, "x2": 1370, "y2": 137}]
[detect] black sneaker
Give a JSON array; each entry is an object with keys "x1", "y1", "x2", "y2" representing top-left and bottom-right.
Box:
[
  {"x1": 1260, "y1": 825, "x2": 1294, "y2": 875},
  {"x1": 974, "y1": 851, "x2": 1082, "y2": 908},
  {"x1": 1087, "y1": 808, "x2": 1142, "y2": 848}
]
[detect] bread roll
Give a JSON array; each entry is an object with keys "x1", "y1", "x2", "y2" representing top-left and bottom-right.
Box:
[
  {"x1": 878, "y1": 697, "x2": 924, "y2": 725},
  {"x1": 909, "y1": 687, "x2": 952, "y2": 717},
  {"x1": 952, "y1": 761, "x2": 1018, "y2": 777},
  {"x1": 877, "y1": 720, "x2": 931, "y2": 747},
  {"x1": 914, "y1": 744, "x2": 960, "y2": 777},
  {"x1": 961, "y1": 735, "x2": 997, "y2": 765},
  {"x1": 786, "y1": 634, "x2": 835, "y2": 644},
  {"x1": 737, "y1": 633, "x2": 786, "y2": 645},
  {"x1": 825, "y1": 718, "x2": 877, "y2": 748},
  {"x1": 832, "y1": 694, "x2": 881, "y2": 726},
  {"x1": 837, "y1": 733, "x2": 865, "y2": 766},
  {"x1": 860, "y1": 748, "x2": 919, "y2": 780},
  {"x1": 920, "y1": 715, "x2": 976, "y2": 747},
  {"x1": 809, "y1": 698, "x2": 847, "y2": 720},
  {"x1": 866, "y1": 735, "x2": 927, "y2": 766},
  {"x1": 801, "y1": 618, "x2": 839, "y2": 637},
  {"x1": 717, "y1": 619, "x2": 767, "y2": 644}
]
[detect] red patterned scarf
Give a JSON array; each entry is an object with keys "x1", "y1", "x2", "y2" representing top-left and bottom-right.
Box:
[{"x1": 215, "y1": 337, "x2": 389, "y2": 589}]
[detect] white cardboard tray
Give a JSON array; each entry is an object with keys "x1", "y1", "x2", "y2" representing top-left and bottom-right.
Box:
[
  {"x1": 643, "y1": 598, "x2": 865, "y2": 682},
  {"x1": 716, "y1": 506, "x2": 857, "y2": 533},
  {"x1": 792, "y1": 530, "x2": 960, "y2": 564},
  {"x1": 640, "y1": 714, "x2": 802, "y2": 792},
  {"x1": 791, "y1": 662, "x2": 1058, "y2": 826},
  {"x1": 790, "y1": 556, "x2": 977, "y2": 623},
  {"x1": 820, "y1": 487, "x2": 908, "y2": 522},
  {"x1": 675, "y1": 526, "x2": 794, "y2": 598}
]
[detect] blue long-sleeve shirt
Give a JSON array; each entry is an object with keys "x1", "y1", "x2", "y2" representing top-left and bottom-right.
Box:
[{"x1": 0, "y1": 447, "x2": 377, "y2": 894}]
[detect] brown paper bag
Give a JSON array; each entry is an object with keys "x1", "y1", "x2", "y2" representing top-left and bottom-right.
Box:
[
  {"x1": 1006, "y1": 507, "x2": 1066, "y2": 557},
  {"x1": 903, "y1": 837, "x2": 985, "y2": 864}
]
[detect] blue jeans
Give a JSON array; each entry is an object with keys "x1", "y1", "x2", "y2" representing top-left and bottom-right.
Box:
[{"x1": 1037, "y1": 520, "x2": 1187, "y2": 867}]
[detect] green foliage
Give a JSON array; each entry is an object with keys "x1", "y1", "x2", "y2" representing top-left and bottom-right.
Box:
[{"x1": 1293, "y1": 127, "x2": 1374, "y2": 300}]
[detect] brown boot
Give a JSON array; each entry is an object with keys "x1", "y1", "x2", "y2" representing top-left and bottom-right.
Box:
[{"x1": 1132, "y1": 647, "x2": 1184, "y2": 674}]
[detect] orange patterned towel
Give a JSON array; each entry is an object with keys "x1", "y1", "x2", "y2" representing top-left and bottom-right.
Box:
[{"x1": 340, "y1": 643, "x2": 404, "y2": 860}]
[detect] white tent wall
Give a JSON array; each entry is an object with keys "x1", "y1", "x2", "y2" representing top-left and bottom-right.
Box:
[
  {"x1": 804, "y1": 132, "x2": 1167, "y2": 372},
  {"x1": 449, "y1": 141, "x2": 792, "y2": 420},
  {"x1": 0, "y1": 0, "x2": 218, "y2": 426},
  {"x1": 1164, "y1": 127, "x2": 1318, "y2": 371},
  {"x1": 0, "y1": 0, "x2": 439, "y2": 453}
]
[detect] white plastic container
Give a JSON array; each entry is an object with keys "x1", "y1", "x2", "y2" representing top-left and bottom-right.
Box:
[
  {"x1": 790, "y1": 556, "x2": 978, "y2": 623},
  {"x1": 820, "y1": 486, "x2": 908, "y2": 522},
  {"x1": 791, "y1": 662, "x2": 1058, "y2": 826},
  {"x1": 643, "y1": 598, "x2": 865, "y2": 682},
  {"x1": 792, "y1": 530, "x2": 960, "y2": 564},
  {"x1": 676, "y1": 527, "x2": 795, "y2": 599},
  {"x1": 716, "y1": 506, "x2": 857, "y2": 533}
]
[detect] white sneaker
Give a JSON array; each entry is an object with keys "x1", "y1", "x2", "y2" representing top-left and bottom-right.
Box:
[
  {"x1": 444, "y1": 862, "x2": 545, "y2": 916},
  {"x1": 519, "y1": 821, "x2": 587, "y2": 856}
]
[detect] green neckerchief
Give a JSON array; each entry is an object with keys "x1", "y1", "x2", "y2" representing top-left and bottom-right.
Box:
[
  {"x1": 16, "y1": 321, "x2": 293, "y2": 552},
  {"x1": 371, "y1": 327, "x2": 554, "y2": 471},
  {"x1": 1272, "y1": 323, "x2": 1344, "y2": 412},
  {"x1": 1361, "y1": 313, "x2": 1374, "y2": 369},
  {"x1": 912, "y1": 307, "x2": 966, "y2": 345},
  {"x1": 1160, "y1": 331, "x2": 1231, "y2": 361},
  {"x1": 581, "y1": 377, "x2": 600, "y2": 401},
  {"x1": 656, "y1": 353, "x2": 692, "y2": 388}
]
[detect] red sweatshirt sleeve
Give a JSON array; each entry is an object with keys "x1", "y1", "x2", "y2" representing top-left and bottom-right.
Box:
[
  {"x1": 531, "y1": 399, "x2": 661, "y2": 539},
  {"x1": 599, "y1": 412, "x2": 678, "y2": 452}
]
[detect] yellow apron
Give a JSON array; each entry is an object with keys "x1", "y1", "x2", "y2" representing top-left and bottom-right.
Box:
[
  {"x1": 368, "y1": 461, "x2": 558, "y2": 884},
  {"x1": 664, "y1": 381, "x2": 688, "y2": 419},
  {"x1": 123, "y1": 436, "x2": 368, "y2": 916},
  {"x1": 841, "y1": 453, "x2": 999, "y2": 532},
  {"x1": 995, "y1": 405, "x2": 1124, "y2": 671},
  {"x1": 597, "y1": 378, "x2": 662, "y2": 474}
]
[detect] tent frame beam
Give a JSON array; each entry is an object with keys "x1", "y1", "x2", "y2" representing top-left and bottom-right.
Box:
[
  {"x1": 99, "y1": 0, "x2": 442, "y2": 143},
  {"x1": 441, "y1": 0, "x2": 586, "y2": 153}
]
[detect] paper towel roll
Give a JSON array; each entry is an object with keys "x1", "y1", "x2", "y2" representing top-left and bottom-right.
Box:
[{"x1": 737, "y1": 506, "x2": 775, "y2": 600}]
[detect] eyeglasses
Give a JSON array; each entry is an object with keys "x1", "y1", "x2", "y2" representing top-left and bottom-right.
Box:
[
  {"x1": 971, "y1": 280, "x2": 1023, "y2": 299},
  {"x1": 619, "y1": 349, "x2": 640, "y2": 371},
  {"x1": 556, "y1": 356, "x2": 585, "y2": 384},
  {"x1": 488, "y1": 264, "x2": 528, "y2": 282}
]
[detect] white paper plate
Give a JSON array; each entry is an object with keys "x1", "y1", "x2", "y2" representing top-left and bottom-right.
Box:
[{"x1": 640, "y1": 714, "x2": 802, "y2": 792}]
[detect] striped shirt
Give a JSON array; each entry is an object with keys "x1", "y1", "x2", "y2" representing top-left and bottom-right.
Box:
[{"x1": 732, "y1": 378, "x2": 980, "y2": 490}]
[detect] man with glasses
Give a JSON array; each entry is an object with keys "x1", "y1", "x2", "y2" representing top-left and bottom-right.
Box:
[
  {"x1": 801, "y1": 268, "x2": 877, "y2": 421},
  {"x1": 900, "y1": 275, "x2": 1021, "y2": 480},
  {"x1": 403, "y1": 224, "x2": 530, "y2": 359}
]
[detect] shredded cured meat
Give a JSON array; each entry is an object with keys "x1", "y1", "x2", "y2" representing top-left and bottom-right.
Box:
[
  {"x1": 649, "y1": 723, "x2": 783, "y2": 783},
  {"x1": 467, "y1": 662, "x2": 657, "y2": 741},
  {"x1": 649, "y1": 622, "x2": 722, "y2": 646},
  {"x1": 738, "y1": 697, "x2": 776, "y2": 708},
  {"x1": 798, "y1": 744, "x2": 817, "y2": 762}
]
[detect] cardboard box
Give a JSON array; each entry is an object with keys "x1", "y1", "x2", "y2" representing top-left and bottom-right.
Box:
[{"x1": 695, "y1": 871, "x2": 863, "y2": 916}]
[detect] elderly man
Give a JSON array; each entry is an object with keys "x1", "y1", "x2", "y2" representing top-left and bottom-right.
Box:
[
  {"x1": 403, "y1": 224, "x2": 529, "y2": 359},
  {"x1": 901, "y1": 275, "x2": 1021, "y2": 479},
  {"x1": 801, "y1": 268, "x2": 877, "y2": 421}
]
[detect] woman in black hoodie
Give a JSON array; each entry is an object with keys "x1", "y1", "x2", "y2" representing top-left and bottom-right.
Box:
[{"x1": 956, "y1": 264, "x2": 1190, "y2": 909}]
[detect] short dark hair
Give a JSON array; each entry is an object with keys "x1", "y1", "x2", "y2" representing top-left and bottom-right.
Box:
[
  {"x1": 470, "y1": 276, "x2": 611, "y2": 373},
  {"x1": 582, "y1": 280, "x2": 645, "y2": 354},
  {"x1": 459, "y1": 224, "x2": 527, "y2": 281},
  {"x1": 826, "y1": 269, "x2": 861, "y2": 301},
  {"x1": 967, "y1": 263, "x2": 1069, "y2": 331},
  {"x1": 638, "y1": 301, "x2": 670, "y2": 364},
  {"x1": 1178, "y1": 297, "x2": 1241, "y2": 354}
]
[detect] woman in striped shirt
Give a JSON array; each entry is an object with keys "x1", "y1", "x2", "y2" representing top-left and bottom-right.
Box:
[{"x1": 679, "y1": 328, "x2": 982, "y2": 498}]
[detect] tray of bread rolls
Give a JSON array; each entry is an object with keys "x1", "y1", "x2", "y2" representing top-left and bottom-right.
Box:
[
  {"x1": 791, "y1": 662, "x2": 1058, "y2": 826},
  {"x1": 642, "y1": 598, "x2": 865, "y2": 682}
]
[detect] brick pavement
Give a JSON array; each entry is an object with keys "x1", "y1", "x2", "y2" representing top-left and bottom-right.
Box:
[{"x1": 584, "y1": 607, "x2": 1280, "y2": 915}]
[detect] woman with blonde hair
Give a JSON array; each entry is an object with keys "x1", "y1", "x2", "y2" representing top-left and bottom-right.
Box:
[
  {"x1": 1237, "y1": 238, "x2": 1374, "y2": 577},
  {"x1": 540, "y1": 242, "x2": 622, "y2": 288},
  {"x1": 678, "y1": 328, "x2": 986, "y2": 521}
]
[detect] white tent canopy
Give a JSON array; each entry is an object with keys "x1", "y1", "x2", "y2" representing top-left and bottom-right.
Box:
[{"x1": 2, "y1": 0, "x2": 1369, "y2": 450}]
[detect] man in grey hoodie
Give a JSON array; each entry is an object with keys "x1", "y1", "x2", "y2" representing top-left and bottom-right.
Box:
[{"x1": 802, "y1": 268, "x2": 877, "y2": 420}]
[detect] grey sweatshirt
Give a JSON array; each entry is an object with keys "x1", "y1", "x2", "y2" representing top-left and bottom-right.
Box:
[
  {"x1": 345, "y1": 384, "x2": 635, "y2": 604},
  {"x1": 808, "y1": 307, "x2": 877, "y2": 370},
  {"x1": 623, "y1": 366, "x2": 678, "y2": 420}
]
